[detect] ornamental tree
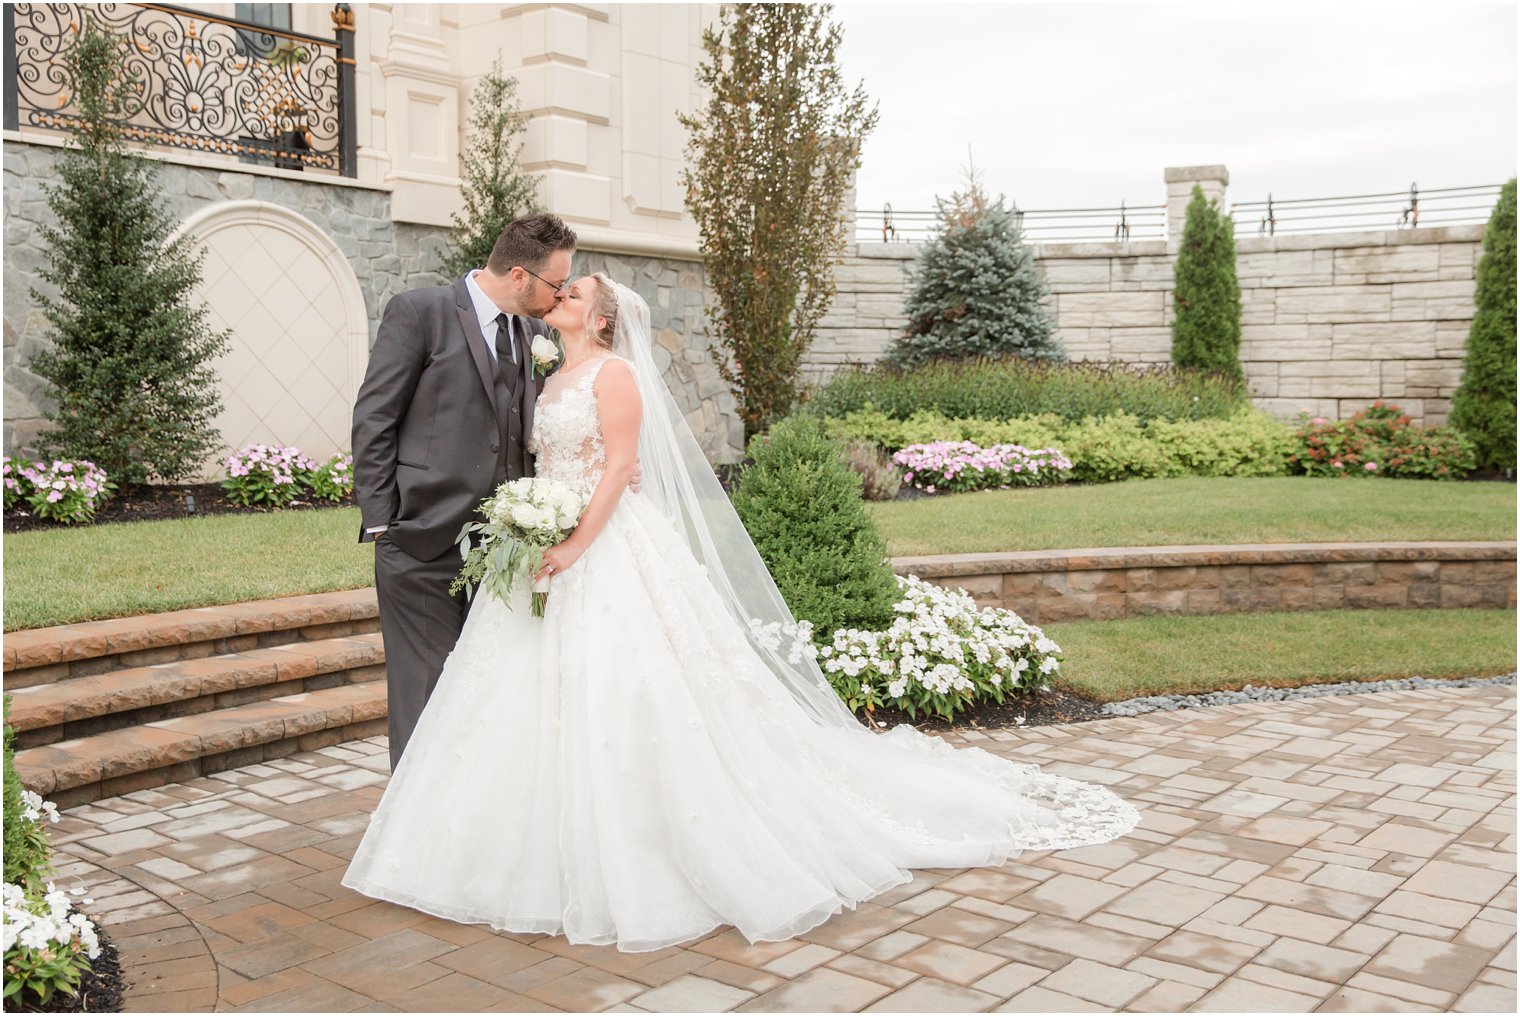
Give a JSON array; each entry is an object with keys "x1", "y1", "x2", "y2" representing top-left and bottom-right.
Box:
[
  {"x1": 28, "y1": 21, "x2": 229, "y2": 484},
  {"x1": 1170, "y1": 184, "x2": 1244, "y2": 383},
  {"x1": 888, "y1": 170, "x2": 1062, "y2": 366},
  {"x1": 439, "y1": 57, "x2": 539, "y2": 278},
  {"x1": 680, "y1": 3, "x2": 878, "y2": 440},
  {"x1": 1450, "y1": 178, "x2": 1516, "y2": 471}
]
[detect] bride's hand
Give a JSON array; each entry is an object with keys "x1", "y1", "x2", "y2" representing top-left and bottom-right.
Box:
[{"x1": 536, "y1": 541, "x2": 584, "y2": 581}]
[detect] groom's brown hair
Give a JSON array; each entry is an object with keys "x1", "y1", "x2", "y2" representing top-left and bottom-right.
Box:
[{"x1": 487, "y1": 214, "x2": 578, "y2": 275}]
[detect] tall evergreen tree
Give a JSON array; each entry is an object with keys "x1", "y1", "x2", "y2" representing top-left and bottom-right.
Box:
[
  {"x1": 439, "y1": 58, "x2": 539, "y2": 278},
  {"x1": 680, "y1": 4, "x2": 878, "y2": 440},
  {"x1": 1450, "y1": 178, "x2": 1517, "y2": 471},
  {"x1": 28, "y1": 21, "x2": 229, "y2": 485},
  {"x1": 1170, "y1": 185, "x2": 1244, "y2": 382},
  {"x1": 888, "y1": 169, "x2": 1062, "y2": 367}
]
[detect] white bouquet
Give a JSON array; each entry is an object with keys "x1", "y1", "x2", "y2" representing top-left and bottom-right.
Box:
[{"x1": 451, "y1": 477, "x2": 589, "y2": 616}]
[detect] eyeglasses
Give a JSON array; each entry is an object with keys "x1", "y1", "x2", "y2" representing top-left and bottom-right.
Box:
[{"x1": 519, "y1": 266, "x2": 571, "y2": 293}]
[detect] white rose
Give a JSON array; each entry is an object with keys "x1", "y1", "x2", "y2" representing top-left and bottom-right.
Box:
[
  {"x1": 531, "y1": 336, "x2": 560, "y2": 366},
  {"x1": 511, "y1": 502, "x2": 539, "y2": 529}
]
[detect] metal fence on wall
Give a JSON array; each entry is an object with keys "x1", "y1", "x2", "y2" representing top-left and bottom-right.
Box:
[
  {"x1": 4, "y1": 2, "x2": 358, "y2": 177},
  {"x1": 861, "y1": 183, "x2": 1502, "y2": 245}
]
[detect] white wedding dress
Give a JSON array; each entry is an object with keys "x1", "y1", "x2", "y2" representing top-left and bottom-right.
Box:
[{"x1": 343, "y1": 353, "x2": 1138, "y2": 953}]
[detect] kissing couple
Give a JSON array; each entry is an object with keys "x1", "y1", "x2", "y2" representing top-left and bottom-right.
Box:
[{"x1": 343, "y1": 213, "x2": 1138, "y2": 952}]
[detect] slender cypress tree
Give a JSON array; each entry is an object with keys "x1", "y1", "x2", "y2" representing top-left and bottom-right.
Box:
[
  {"x1": 889, "y1": 171, "x2": 1062, "y2": 366},
  {"x1": 28, "y1": 22, "x2": 229, "y2": 484},
  {"x1": 1450, "y1": 179, "x2": 1516, "y2": 471},
  {"x1": 439, "y1": 58, "x2": 539, "y2": 278},
  {"x1": 1170, "y1": 185, "x2": 1244, "y2": 382}
]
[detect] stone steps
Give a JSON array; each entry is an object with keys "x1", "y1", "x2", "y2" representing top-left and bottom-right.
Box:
[
  {"x1": 4, "y1": 589, "x2": 387, "y2": 807},
  {"x1": 5, "y1": 633, "x2": 385, "y2": 748},
  {"x1": 3, "y1": 589, "x2": 379, "y2": 689},
  {"x1": 13, "y1": 683, "x2": 388, "y2": 808}
]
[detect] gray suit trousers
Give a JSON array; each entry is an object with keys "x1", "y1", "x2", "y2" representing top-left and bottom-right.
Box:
[{"x1": 373, "y1": 536, "x2": 470, "y2": 769}]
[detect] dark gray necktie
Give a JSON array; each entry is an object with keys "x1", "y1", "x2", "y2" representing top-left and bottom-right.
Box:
[{"x1": 494, "y1": 314, "x2": 524, "y2": 393}]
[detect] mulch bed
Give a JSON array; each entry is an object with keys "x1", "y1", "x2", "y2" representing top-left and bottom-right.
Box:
[
  {"x1": 13, "y1": 924, "x2": 126, "y2": 1014},
  {"x1": 857, "y1": 685, "x2": 1109, "y2": 733},
  {"x1": 3, "y1": 482, "x2": 356, "y2": 534}
]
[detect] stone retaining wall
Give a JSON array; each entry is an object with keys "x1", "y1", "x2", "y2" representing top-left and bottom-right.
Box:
[
  {"x1": 892, "y1": 542, "x2": 1517, "y2": 624},
  {"x1": 815, "y1": 167, "x2": 1488, "y2": 428}
]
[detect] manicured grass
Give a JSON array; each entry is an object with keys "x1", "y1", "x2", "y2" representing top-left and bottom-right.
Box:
[
  {"x1": 1046, "y1": 608, "x2": 1517, "y2": 702},
  {"x1": 3, "y1": 508, "x2": 372, "y2": 631},
  {"x1": 5, "y1": 475, "x2": 1516, "y2": 630},
  {"x1": 869, "y1": 477, "x2": 1517, "y2": 556}
]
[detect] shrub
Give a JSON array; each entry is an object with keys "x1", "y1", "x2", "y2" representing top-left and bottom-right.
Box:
[
  {"x1": 3, "y1": 702, "x2": 42, "y2": 888},
  {"x1": 308, "y1": 453, "x2": 355, "y2": 504},
  {"x1": 888, "y1": 169, "x2": 1061, "y2": 366},
  {"x1": 1450, "y1": 178, "x2": 1517, "y2": 471},
  {"x1": 3, "y1": 456, "x2": 33, "y2": 512},
  {"x1": 818, "y1": 575, "x2": 1061, "y2": 721},
  {"x1": 222, "y1": 444, "x2": 317, "y2": 507},
  {"x1": 893, "y1": 442, "x2": 1071, "y2": 494},
  {"x1": 13, "y1": 460, "x2": 115, "y2": 524},
  {"x1": 1171, "y1": 184, "x2": 1244, "y2": 381},
  {"x1": 1290, "y1": 402, "x2": 1476, "y2": 480},
  {"x1": 732, "y1": 415, "x2": 900, "y2": 637},
  {"x1": 29, "y1": 21, "x2": 229, "y2": 484},
  {"x1": 811, "y1": 358, "x2": 1246, "y2": 424},
  {"x1": 841, "y1": 440, "x2": 901, "y2": 501}
]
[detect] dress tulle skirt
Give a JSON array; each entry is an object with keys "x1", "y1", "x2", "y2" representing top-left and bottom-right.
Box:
[{"x1": 342, "y1": 494, "x2": 1139, "y2": 952}]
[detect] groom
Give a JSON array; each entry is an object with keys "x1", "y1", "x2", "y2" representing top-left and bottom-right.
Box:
[{"x1": 352, "y1": 214, "x2": 576, "y2": 769}]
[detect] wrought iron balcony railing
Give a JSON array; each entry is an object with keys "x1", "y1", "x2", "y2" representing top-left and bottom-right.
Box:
[{"x1": 4, "y1": 2, "x2": 357, "y2": 177}]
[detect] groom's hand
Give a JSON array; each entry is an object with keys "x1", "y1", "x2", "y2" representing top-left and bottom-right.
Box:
[{"x1": 629, "y1": 459, "x2": 643, "y2": 494}]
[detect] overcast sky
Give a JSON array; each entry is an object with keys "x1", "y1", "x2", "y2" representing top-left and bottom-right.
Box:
[{"x1": 834, "y1": 1, "x2": 1517, "y2": 215}]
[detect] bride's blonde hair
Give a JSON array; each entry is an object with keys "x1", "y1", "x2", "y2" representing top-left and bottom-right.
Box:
[{"x1": 584, "y1": 273, "x2": 619, "y2": 350}]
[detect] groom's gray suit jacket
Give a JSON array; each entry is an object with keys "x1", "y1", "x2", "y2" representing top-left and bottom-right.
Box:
[
  {"x1": 352, "y1": 276, "x2": 552, "y2": 563},
  {"x1": 352, "y1": 276, "x2": 554, "y2": 768}
]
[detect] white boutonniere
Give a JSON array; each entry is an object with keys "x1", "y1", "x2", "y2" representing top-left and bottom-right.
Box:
[{"x1": 531, "y1": 334, "x2": 561, "y2": 378}]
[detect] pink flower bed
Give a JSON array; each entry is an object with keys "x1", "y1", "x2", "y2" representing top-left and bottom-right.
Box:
[{"x1": 892, "y1": 441, "x2": 1073, "y2": 494}]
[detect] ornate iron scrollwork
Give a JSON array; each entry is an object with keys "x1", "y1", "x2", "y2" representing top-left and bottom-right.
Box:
[{"x1": 8, "y1": 2, "x2": 345, "y2": 173}]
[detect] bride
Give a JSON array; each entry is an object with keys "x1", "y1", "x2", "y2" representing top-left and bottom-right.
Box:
[{"x1": 341, "y1": 275, "x2": 1139, "y2": 952}]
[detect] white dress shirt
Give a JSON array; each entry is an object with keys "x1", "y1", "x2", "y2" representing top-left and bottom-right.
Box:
[{"x1": 466, "y1": 270, "x2": 518, "y2": 364}]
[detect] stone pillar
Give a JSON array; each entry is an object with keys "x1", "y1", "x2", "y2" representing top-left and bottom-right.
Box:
[
  {"x1": 379, "y1": 4, "x2": 462, "y2": 225},
  {"x1": 1165, "y1": 165, "x2": 1229, "y2": 246}
]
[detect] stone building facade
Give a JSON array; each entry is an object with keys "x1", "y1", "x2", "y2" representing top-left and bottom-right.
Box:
[
  {"x1": 814, "y1": 167, "x2": 1487, "y2": 427},
  {"x1": 3, "y1": 2, "x2": 739, "y2": 466}
]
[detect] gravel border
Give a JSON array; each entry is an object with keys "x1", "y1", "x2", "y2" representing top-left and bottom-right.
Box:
[{"x1": 1102, "y1": 672, "x2": 1517, "y2": 717}]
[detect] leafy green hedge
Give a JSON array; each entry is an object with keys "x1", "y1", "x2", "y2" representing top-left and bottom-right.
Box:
[
  {"x1": 808, "y1": 358, "x2": 1247, "y2": 424},
  {"x1": 826, "y1": 407, "x2": 1295, "y2": 483}
]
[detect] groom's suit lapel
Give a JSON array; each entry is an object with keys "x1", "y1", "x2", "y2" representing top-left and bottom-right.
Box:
[{"x1": 452, "y1": 277, "x2": 500, "y2": 422}]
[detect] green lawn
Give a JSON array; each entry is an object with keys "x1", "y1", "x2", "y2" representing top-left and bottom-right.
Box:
[
  {"x1": 4, "y1": 475, "x2": 1516, "y2": 630},
  {"x1": 3, "y1": 509, "x2": 372, "y2": 631},
  {"x1": 1047, "y1": 609, "x2": 1517, "y2": 702},
  {"x1": 870, "y1": 477, "x2": 1516, "y2": 556}
]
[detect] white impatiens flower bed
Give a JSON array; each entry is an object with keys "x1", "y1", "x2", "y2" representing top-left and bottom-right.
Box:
[
  {"x1": 818, "y1": 575, "x2": 1061, "y2": 721},
  {"x1": 3, "y1": 790, "x2": 102, "y2": 1007}
]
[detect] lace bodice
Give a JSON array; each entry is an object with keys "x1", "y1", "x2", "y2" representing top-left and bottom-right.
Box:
[{"x1": 529, "y1": 356, "x2": 620, "y2": 489}]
